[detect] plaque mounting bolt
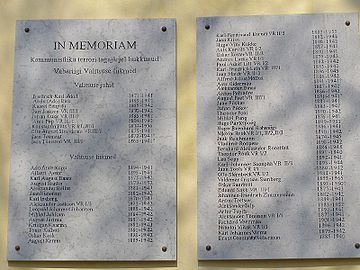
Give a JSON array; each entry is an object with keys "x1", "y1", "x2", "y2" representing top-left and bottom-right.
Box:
[
  {"x1": 345, "y1": 21, "x2": 351, "y2": 26},
  {"x1": 205, "y1": 24, "x2": 210, "y2": 30},
  {"x1": 15, "y1": 245, "x2": 20, "y2": 251},
  {"x1": 24, "y1": 27, "x2": 30, "y2": 33},
  {"x1": 205, "y1": 245, "x2": 211, "y2": 251},
  {"x1": 161, "y1": 26, "x2": 167, "y2": 32},
  {"x1": 355, "y1": 243, "x2": 360, "y2": 249},
  {"x1": 161, "y1": 246, "x2": 167, "y2": 252}
]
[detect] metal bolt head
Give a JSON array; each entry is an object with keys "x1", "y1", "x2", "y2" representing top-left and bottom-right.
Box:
[
  {"x1": 161, "y1": 26, "x2": 167, "y2": 32},
  {"x1": 345, "y1": 21, "x2": 351, "y2": 26},
  {"x1": 205, "y1": 24, "x2": 210, "y2": 30},
  {"x1": 205, "y1": 245, "x2": 211, "y2": 251},
  {"x1": 162, "y1": 246, "x2": 167, "y2": 252},
  {"x1": 15, "y1": 245, "x2": 20, "y2": 251},
  {"x1": 355, "y1": 243, "x2": 360, "y2": 249},
  {"x1": 24, "y1": 28, "x2": 30, "y2": 33}
]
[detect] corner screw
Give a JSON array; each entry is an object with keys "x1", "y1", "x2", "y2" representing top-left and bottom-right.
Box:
[
  {"x1": 355, "y1": 243, "x2": 360, "y2": 249},
  {"x1": 205, "y1": 24, "x2": 210, "y2": 30},
  {"x1": 24, "y1": 28, "x2": 30, "y2": 33},
  {"x1": 162, "y1": 246, "x2": 167, "y2": 252},
  {"x1": 206, "y1": 245, "x2": 211, "y2": 251},
  {"x1": 161, "y1": 26, "x2": 167, "y2": 32},
  {"x1": 345, "y1": 21, "x2": 351, "y2": 26},
  {"x1": 15, "y1": 245, "x2": 20, "y2": 251}
]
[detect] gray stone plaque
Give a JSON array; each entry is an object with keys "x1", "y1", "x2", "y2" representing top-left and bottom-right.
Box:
[
  {"x1": 8, "y1": 19, "x2": 176, "y2": 261},
  {"x1": 197, "y1": 13, "x2": 360, "y2": 259}
]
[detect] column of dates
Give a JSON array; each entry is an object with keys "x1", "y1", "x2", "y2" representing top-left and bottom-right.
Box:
[
  {"x1": 127, "y1": 165, "x2": 154, "y2": 243},
  {"x1": 312, "y1": 29, "x2": 345, "y2": 240},
  {"x1": 128, "y1": 92, "x2": 154, "y2": 144}
]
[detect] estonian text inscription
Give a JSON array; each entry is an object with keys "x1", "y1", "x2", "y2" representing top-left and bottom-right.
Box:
[
  {"x1": 197, "y1": 13, "x2": 360, "y2": 259},
  {"x1": 8, "y1": 19, "x2": 176, "y2": 261}
]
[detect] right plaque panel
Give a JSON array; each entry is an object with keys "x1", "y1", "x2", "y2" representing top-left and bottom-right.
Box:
[{"x1": 197, "y1": 13, "x2": 360, "y2": 259}]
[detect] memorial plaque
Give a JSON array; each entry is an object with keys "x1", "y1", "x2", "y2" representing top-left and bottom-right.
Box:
[
  {"x1": 197, "y1": 13, "x2": 360, "y2": 259},
  {"x1": 8, "y1": 19, "x2": 176, "y2": 260}
]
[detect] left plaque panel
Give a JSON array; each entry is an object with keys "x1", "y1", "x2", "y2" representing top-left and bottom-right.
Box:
[{"x1": 8, "y1": 19, "x2": 176, "y2": 261}]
